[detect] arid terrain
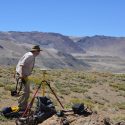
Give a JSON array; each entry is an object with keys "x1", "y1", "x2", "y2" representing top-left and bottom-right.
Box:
[
  {"x1": 0, "y1": 66, "x2": 125, "y2": 125},
  {"x1": 0, "y1": 32, "x2": 125, "y2": 73}
]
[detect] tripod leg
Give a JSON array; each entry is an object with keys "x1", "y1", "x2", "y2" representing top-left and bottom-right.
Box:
[{"x1": 46, "y1": 81, "x2": 64, "y2": 109}]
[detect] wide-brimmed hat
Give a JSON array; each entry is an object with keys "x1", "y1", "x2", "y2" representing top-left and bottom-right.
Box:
[{"x1": 30, "y1": 45, "x2": 42, "y2": 52}]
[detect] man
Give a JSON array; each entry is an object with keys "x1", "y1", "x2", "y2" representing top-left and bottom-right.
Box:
[{"x1": 16, "y1": 45, "x2": 42, "y2": 110}]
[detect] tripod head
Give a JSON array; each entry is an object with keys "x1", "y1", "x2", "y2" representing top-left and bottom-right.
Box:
[{"x1": 40, "y1": 68, "x2": 51, "y2": 96}]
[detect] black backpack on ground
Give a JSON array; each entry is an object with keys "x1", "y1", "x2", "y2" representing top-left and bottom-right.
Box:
[
  {"x1": 1, "y1": 107, "x2": 23, "y2": 119},
  {"x1": 33, "y1": 96, "x2": 56, "y2": 124},
  {"x1": 72, "y1": 103, "x2": 85, "y2": 115},
  {"x1": 72, "y1": 103, "x2": 92, "y2": 116},
  {"x1": 15, "y1": 96, "x2": 56, "y2": 125}
]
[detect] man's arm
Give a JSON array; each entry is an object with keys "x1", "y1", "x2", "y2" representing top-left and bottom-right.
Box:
[{"x1": 19, "y1": 65, "x2": 27, "y2": 79}]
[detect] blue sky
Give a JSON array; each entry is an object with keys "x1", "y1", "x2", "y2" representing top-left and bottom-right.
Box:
[{"x1": 0, "y1": 0, "x2": 125, "y2": 37}]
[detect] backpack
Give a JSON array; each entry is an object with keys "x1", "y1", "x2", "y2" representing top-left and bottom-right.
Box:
[
  {"x1": 1, "y1": 106, "x2": 23, "y2": 118},
  {"x1": 72, "y1": 103, "x2": 85, "y2": 115},
  {"x1": 15, "y1": 96, "x2": 56, "y2": 125},
  {"x1": 33, "y1": 96, "x2": 56, "y2": 123}
]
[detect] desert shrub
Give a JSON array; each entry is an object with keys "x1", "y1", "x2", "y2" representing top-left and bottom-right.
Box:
[
  {"x1": 77, "y1": 74, "x2": 86, "y2": 79},
  {"x1": 59, "y1": 88, "x2": 71, "y2": 95},
  {"x1": 0, "y1": 82, "x2": 4, "y2": 87},
  {"x1": 70, "y1": 98, "x2": 94, "y2": 108},
  {"x1": 4, "y1": 84, "x2": 15, "y2": 91},
  {"x1": 29, "y1": 76, "x2": 42, "y2": 84},
  {"x1": 81, "y1": 84, "x2": 91, "y2": 89},
  {"x1": 116, "y1": 102, "x2": 125, "y2": 110},
  {"x1": 55, "y1": 80, "x2": 62, "y2": 90},
  {"x1": 118, "y1": 91, "x2": 125, "y2": 97},
  {"x1": 70, "y1": 86, "x2": 88, "y2": 93},
  {"x1": 115, "y1": 74, "x2": 125, "y2": 79},
  {"x1": 110, "y1": 83, "x2": 125, "y2": 91},
  {"x1": 84, "y1": 75, "x2": 97, "y2": 84},
  {"x1": 54, "y1": 80, "x2": 70, "y2": 95},
  {"x1": 113, "y1": 115, "x2": 125, "y2": 122},
  {"x1": 0, "y1": 115, "x2": 8, "y2": 121}
]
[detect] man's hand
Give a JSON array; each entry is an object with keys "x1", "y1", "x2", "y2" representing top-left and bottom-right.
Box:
[{"x1": 19, "y1": 75, "x2": 27, "y2": 79}]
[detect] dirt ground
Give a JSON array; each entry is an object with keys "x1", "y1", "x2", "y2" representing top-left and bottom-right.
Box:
[{"x1": 0, "y1": 68, "x2": 125, "y2": 124}]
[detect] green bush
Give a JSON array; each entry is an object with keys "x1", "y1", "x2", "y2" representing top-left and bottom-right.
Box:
[
  {"x1": 70, "y1": 86, "x2": 88, "y2": 93},
  {"x1": 0, "y1": 82, "x2": 4, "y2": 87},
  {"x1": 70, "y1": 98, "x2": 94, "y2": 108},
  {"x1": 110, "y1": 83, "x2": 125, "y2": 91},
  {"x1": 116, "y1": 102, "x2": 125, "y2": 110},
  {"x1": 0, "y1": 115, "x2": 8, "y2": 121}
]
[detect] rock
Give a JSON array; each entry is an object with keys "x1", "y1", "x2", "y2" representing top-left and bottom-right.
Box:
[
  {"x1": 115, "y1": 121, "x2": 125, "y2": 125},
  {"x1": 104, "y1": 117, "x2": 112, "y2": 125}
]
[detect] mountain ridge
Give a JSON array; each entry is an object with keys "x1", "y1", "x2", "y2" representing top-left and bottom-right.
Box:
[{"x1": 0, "y1": 31, "x2": 125, "y2": 72}]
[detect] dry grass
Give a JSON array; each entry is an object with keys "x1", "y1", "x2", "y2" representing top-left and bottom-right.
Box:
[{"x1": 0, "y1": 66, "x2": 125, "y2": 123}]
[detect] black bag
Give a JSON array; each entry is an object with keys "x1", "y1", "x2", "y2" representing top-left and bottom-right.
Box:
[
  {"x1": 33, "y1": 96, "x2": 56, "y2": 123},
  {"x1": 15, "y1": 96, "x2": 56, "y2": 125},
  {"x1": 1, "y1": 107, "x2": 22, "y2": 118},
  {"x1": 72, "y1": 103, "x2": 85, "y2": 115}
]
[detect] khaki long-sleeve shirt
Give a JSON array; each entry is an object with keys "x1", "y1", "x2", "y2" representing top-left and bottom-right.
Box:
[{"x1": 16, "y1": 52, "x2": 35, "y2": 77}]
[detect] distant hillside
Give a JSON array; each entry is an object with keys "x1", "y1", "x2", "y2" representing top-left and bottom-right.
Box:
[
  {"x1": 0, "y1": 32, "x2": 88, "y2": 69},
  {"x1": 0, "y1": 31, "x2": 85, "y2": 53},
  {"x1": 70, "y1": 35, "x2": 125, "y2": 73},
  {"x1": 0, "y1": 32, "x2": 125, "y2": 72},
  {"x1": 76, "y1": 35, "x2": 125, "y2": 58}
]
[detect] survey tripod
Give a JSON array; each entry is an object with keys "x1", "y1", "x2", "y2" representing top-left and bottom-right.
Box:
[
  {"x1": 15, "y1": 69, "x2": 64, "y2": 125},
  {"x1": 22, "y1": 69, "x2": 64, "y2": 117},
  {"x1": 40, "y1": 69, "x2": 64, "y2": 108}
]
